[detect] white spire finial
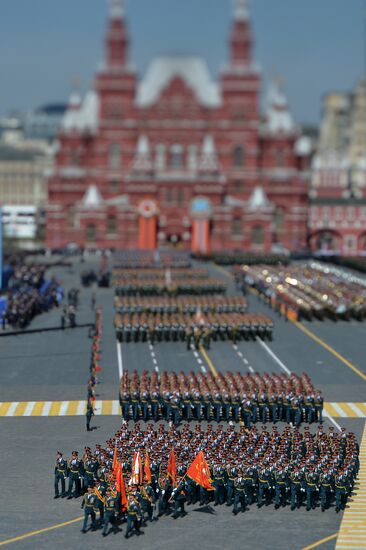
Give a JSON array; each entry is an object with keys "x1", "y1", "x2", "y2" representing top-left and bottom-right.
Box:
[
  {"x1": 233, "y1": 0, "x2": 249, "y2": 21},
  {"x1": 109, "y1": 0, "x2": 125, "y2": 19}
]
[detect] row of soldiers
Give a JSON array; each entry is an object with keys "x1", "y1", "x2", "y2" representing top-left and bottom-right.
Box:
[
  {"x1": 114, "y1": 278, "x2": 227, "y2": 297},
  {"x1": 113, "y1": 268, "x2": 209, "y2": 281},
  {"x1": 114, "y1": 295, "x2": 248, "y2": 315},
  {"x1": 115, "y1": 312, "x2": 274, "y2": 345},
  {"x1": 55, "y1": 423, "x2": 359, "y2": 539},
  {"x1": 113, "y1": 250, "x2": 191, "y2": 270},
  {"x1": 118, "y1": 370, "x2": 323, "y2": 426},
  {"x1": 85, "y1": 308, "x2": 103, "y2": 431}
]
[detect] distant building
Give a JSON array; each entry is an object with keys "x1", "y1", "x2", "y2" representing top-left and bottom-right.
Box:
[
  {"x1": 309, "y1": 80, "x2": 366, "y2": 254},
  {"x1": 24, "y1": 104, "x2": 67, "y2": 142},
  {"x1": 0, "y1": 141, "x2": 53, "y2": 247},
  {"x1": 46, "y1": 0, "x2": 311, "y2": 253}
]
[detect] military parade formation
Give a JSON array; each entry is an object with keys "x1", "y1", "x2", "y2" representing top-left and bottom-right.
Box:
[
  {"x1": 55, "y1": 421, "x2": 359, "y2": 538},
  {"x1": 118, "y1": 370, "x2": 323, "y2": 426},
  {"x1": 50, "y1": 252, "x2": 362, "y2": 542}
]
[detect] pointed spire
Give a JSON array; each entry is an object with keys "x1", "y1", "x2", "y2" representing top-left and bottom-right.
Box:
[
  {"x1": 109, "y1": 0, "x2": 125, "y2": 20},
  {"x1": 233, "y1": 0, "x2": 250, "y2": 21},
  {"x1": 106, "y1": 0, "x2": 128, "y2": 69},
  {"x1": 230, "y1": 0, "x2": 252, "y2": 67}
]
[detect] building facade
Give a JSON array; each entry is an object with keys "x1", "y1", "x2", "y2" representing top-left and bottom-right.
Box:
[
  {"x1": 0, "y1": 141, "x2": 52, "y2": 245},
  {"x1": 309, "y1": 80, "x2": 366, "y2": 254},
  {"x1": 46, "y1": 0, "x2": 311, "y2": 253}
]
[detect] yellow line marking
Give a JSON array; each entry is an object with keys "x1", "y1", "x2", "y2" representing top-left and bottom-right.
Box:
[
  {"x1": 0, "y1": 403, "x2": 11, "y2": 415},
  {"x1": 13, "y1": 402, "x2": 27, "y2": 417},
  {"x1": 66, "y1": 401, "x2": 78, "y2": 416},
  {"x1": 199, "y1": 346, "x2": 218, "y2": 377},
  {"x1": 292, "y1": 320, "x2": 366, "y2": 383},
  {"x1": 336, "y1": 421, "x2": 366, "y2": 549},
  {"x1": 0, "y1": 516, "x2": 83, "y2": 546},
  {"x1": 301, "y1": 532, "x2": 338, "y2": 550},
  {"x1": 49, "y1": 402, "x2": 62, "y2": 416}
]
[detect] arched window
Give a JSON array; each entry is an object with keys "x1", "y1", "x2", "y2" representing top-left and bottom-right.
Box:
[
  {"x1": 232, "y1": 216, "x2": 242, "y2": 236},
  {"x1": 171, "y1": 144, "x2": 183, "y2": 169},
  {"x1": 233, "y1": 145, "x2": 245, "y2": 168},
  {"x1": 109, "y1": 143, "x2": 121, "y2": 169},
  {"x1": 107, "y1": 214, "x2": 117, "y2": 235},
  {"x1": 86, "y1": 223, "x2": 96, "y2": 242},
  {"x1": 252, "y1": 225, "x2": 264, "y2": 245}
]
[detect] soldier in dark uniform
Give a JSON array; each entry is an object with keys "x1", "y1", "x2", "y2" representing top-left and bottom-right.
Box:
[
  {"x1": 319, "y1": 468, "x2": 333, "y2": 511},
  {"x1": 86, "y1": 400, "x2": 94, "y2": 432},
  {"x1": 102, "y1": 487, "x2": 120, "y2": 536},
  {"x1": 81, "y1": 486, "x2": 97, "y2": 533},
  {"x1": 290, "y1": 467, "x2": 303, "y2": 510},
  {"x1": 140, "y1": 482, "x2": 155, "y2": 523},
  {"x1": 305, "y1": 468, "x2": 319, "y2": 511},
  {"x1": 125, "y1": 495, "x2": 142, "y2": 538},
  {"x1": 54, "y1": 451, "x2": 67, "y2": 498},
  {"x1": 233, "y1": 471, "x2": 246, "y2": 515},
  {"x1": 212, "y1": 464, "x2": 226, "y2": 506},
  {"x1": 274, "y1": 465, "x2": 288, "y2": 509},
  {"x1": 67, "y1": 451, "x2": 83, "y2": 498},
  {"x1": 335, "y1": 469, "x2": 348, "y2": 513},
  {"x1": 171, "y1": 476, "x2": 187, "y2": 519}
]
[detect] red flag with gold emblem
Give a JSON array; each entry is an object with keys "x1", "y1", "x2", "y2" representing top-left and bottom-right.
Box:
[
  {"x1": 144, "y1": 451, "x2": 152, "y2": 483},
  {"x1": 167, "y1": 448, "x2": 177, "y2": 484},
  {"x1": 187, "y1": 451, "x2": 214, "y2": 491}
]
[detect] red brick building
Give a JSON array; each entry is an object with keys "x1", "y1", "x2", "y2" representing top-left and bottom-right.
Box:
[{"x1": 46, "y1": 0, "x2": 311, "y2": 253}]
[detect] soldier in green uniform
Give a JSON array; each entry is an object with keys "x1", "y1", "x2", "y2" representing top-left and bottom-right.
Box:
[
  {"x1": 171, "y1": 476, "x2": 187, "y2": 519},
  {"x1": 67, "y1": 451, "x2": 83, "y2": 498},
  {"x1": 54, "y1": 451, "x2": 67, "y2": 498},
  {"x1": 102, "y1": 487, "x2": 120, "y2": 537},
  {"x1": 274, "y1": 465, "x2": 288, "y2": 509},
  {"x1": 125, "y1": 495, "x2": 143, "y2": 538},
  {"x1": 233, "y1": 470, "x2": 246, "y2": 515},
  {"x1": 86, "y1": 400, "x2": 94, "y2": 432},
  {"x1": 81, "y1": 486, "x2": 97, "y2": 533},
  {"x1": 140, "y1": 482, "x2": 155, "y2": 523},
  {"x1": 212, "y1": 464, "x2": 226, "y2": 506}
]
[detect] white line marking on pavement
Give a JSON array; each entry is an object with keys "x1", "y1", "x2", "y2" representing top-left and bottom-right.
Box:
[
  {"x1": 197, "y1": 358, "x2": 203, "y2": 364},
  {"x1": 238, "y1": 351, "x2": 243, "y2": 357},
  {"x1": 24, "y1": 402, "x2": 35, "y2": 416},
  {"x1": 116, "y1": 341, "x2": 123, "y2": 380},
  {"x1": 243, "y1": 358, "x2": 249, "y2": 365},
  {"x1": 77, "y1": 401, "x2": 85, "y2": 415},
  {"x1": 348, "y1": 403, "x2": 364, "y2": 417},
  {"x1": 201, "y1": 365, "x2": 207, "y2": 373},
  {"x1": 42, "y1": 402, "x2": 51, "y2": 416},
  {"x1": 331, "y1": 403, "x2": 347, "y2": 418},
  {"x1": 112, "y1": 401, "x2": 120, "y2": 415},
  {"x1": 6, "y1": 402, "x2": 18, "y2": 416},
  {"x1": 249, "y1": 366, "x2": 255, "y2": 374},
  {"x1": 59, "y1": 401, "x2": 69, "y2": 416},
  {"x1": 256, "y1": 337, "x2": 291, "y2": 376},
  {"x1": 153, "y1": 358, "x2": 157, "y2": 364},
  {"x1": 323, "y1": 411, "x2": 342, "y2": 432},
  {"x1": 155, "y1": 366, "x2": 159, "y2": 373}
]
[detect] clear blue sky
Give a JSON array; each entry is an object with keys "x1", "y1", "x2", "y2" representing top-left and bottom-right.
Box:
[{"x1": 0, "y1": 0, "x2": 364, "y2": 124}]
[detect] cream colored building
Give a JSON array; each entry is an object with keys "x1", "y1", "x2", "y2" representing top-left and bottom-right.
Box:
[{"x1": 0, "y1": 139, "x2": 54, "y2": 246}]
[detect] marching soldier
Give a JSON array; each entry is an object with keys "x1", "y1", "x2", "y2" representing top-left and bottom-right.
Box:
[
  {"x1": 81, "y1": 486, "x2": 97, "y2": 533},
  {"x1": 125, "y1": 495, "x2": 143, "y2": 538},
  {"x1": 233, "y1": 470, "x2": 246, "y2": 515},
  {"x1": 171, "y1": 476, "x2": 187, "y2": 519},
  {"x1": 102, "y1": 487, "x2": 120, "y2": 537}
]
